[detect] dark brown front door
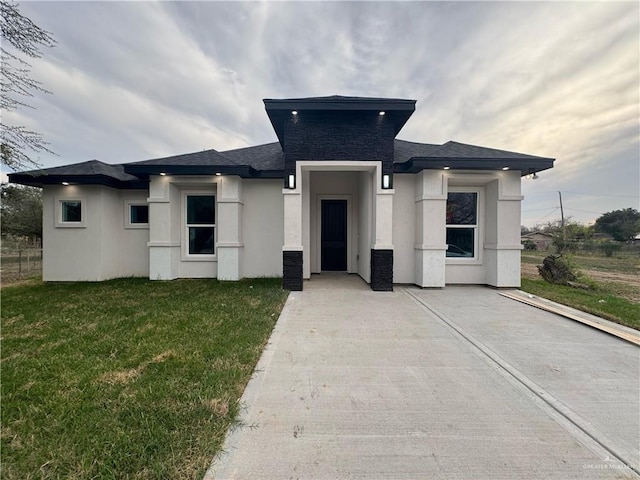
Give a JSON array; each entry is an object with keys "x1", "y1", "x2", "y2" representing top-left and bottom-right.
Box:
[{"x1": 321, "y1": 199, "x2": 347, "y2": 271}]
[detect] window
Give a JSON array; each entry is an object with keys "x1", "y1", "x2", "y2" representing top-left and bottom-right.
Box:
[
  {"x1": 62, "y1": 200, "x2": 82, "y2": 222},
  {"x1": 56, "y1": 198, "x2": 86, "y2": 228},
  {"x1": 186, "y1": 195, "x2": 215, "y2": 255},
  {"x1": 446, "y1": 192, "x2": 477, "y2": 258},
  {"x1": 130, "y1": 204, "x2": 148, "y2": 224},
  {"x1": 124, "y1": 201, "x2": 149, "y2": 229}
]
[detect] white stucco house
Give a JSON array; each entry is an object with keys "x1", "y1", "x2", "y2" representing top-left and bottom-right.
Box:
[{"x1": 10, "y1": 96, "x2": 554, "y2": 291}]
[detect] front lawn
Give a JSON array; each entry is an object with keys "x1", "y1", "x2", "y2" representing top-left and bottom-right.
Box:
[
  {"x1": 1, "y1": 278, "x2": 288, "y2": 480},
  {"x1": 521, "y1": 278, "x2": 640, "y2": 330}
]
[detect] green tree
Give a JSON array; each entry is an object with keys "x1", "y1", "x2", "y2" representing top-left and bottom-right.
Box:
[
  {"x1": 0, "y1": 183, "x2": 42, "y2": 241},
  {"x1": 594, "y1": 208, "x2": 640, "y2": 242},
  {"x1": 1, "y1": 1, "x2": 56, "y2": 170}
]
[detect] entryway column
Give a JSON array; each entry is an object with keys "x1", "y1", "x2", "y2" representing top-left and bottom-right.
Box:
[
  {"x1": 283, "y1": 179, "x2": 303, "y2": 291},
  {"x1": 414, "y1": 170, "x2": 446, "y2": 287},
  {"x1": 371, "y1": 169, "x2": 394, "y2": 291},
  {"x1": 217, "y1": 176, "x2": 244, "y2": 281}
]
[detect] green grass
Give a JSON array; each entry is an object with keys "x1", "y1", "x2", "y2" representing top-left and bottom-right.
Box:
[
  {"x1": 521, "y1": 278, "x2": 640, "y2": 330},
  {"x1": 521, "y1": 251, "x2": 640, "y2": 275},
  {"x1": 1, "y1": 278, "x2": 288, "y2": 480}
]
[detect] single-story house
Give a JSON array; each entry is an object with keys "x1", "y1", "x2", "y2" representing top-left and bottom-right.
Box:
[
  {"x1": 9, "y1": 95, "x2": 554, "y2": 291},
  {"x1": 521, "y1": 232, "x2": 554, "y2": 250}
]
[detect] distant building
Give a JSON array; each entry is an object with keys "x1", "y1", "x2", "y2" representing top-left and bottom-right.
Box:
[{"x1": 521, "y1": 232, "x2": 554, "y2": 250}]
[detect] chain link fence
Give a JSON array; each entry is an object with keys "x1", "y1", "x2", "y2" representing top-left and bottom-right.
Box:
[{"x1": 1, "y1": 248, "x2": 43, "y2": 283}]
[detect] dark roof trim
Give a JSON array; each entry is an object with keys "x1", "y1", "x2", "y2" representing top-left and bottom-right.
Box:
[
  {"x1": 8, "y1": 172, "x2": 148, "y2": 189},
  {"x1": 123, "y1": 164, "x2": 275, "y2": 179},
  {"x1": 395, "y1": 157, "x2": 555, "y2": 175},
  {"x1": 264, "y1": 95, "x2": 416, "y2": 147},
  {"x1": 263, "y1": 95, "x2": 416, "y2": 112}
]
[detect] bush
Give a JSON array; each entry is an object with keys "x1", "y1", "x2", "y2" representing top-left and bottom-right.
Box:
[
  {"x1": 537, "y1": 254, "x2": 577, "y2": 285},
  {"x1": 600, "y1": 242, "x2": 622, "y2": 257}
]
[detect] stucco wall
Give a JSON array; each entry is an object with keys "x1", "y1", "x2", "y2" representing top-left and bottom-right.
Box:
[
  {"x1": 391, "y1": 174, "x2": 416, "y2": 284},
  {"x1": 357, "y1": 171, "x2": 372, "y2": 283},
  {"x1": 443, "y1": 171, "x2": 522, "y2": 286},
  {"x1": 42, "y1": 185, "x2": 149, "y2": 281},
  {"x1": 242, "y1": 179, "x2": 284, "y2": 278}
]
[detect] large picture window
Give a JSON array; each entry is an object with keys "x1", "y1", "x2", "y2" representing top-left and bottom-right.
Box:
[
  {"x1": 446, "y1": 192, "x2": 478, "y2": 258},
  {"x1": 186, "y1": 195, "x2": 215, "y2": 255}
]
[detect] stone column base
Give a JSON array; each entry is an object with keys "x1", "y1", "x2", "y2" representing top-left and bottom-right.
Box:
[
  {"x1": 371, "y1": 249, "x2": 393, "y2": 291},
  {"x1": 283, "y1": 251, "x2": 303, "y2": 291}
]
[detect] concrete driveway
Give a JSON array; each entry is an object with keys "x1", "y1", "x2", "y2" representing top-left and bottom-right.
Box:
[{"x1": 206, "y1": 274, "x2": 639, "y2": 480}]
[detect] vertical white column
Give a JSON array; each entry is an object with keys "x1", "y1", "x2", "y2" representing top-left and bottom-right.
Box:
[
  {"x1": 148, "y1": 175, "x2": 179, "y2": 280},
  {"x1": 487, "y1": 171, "x2": 523, "y2": 287},
  {"x1": 373, "y1": 167, "x2": 394, "y2": 249},
  {"x1": 217, "y1": 176, "x2": 244, "y2": 281},
  {"x1": 414, "y1": 170, "x2": 447, "y2": 287}
]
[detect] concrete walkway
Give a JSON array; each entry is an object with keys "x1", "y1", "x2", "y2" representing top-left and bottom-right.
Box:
[{"x1": 206, "y1": 274, "x2": 639, "y2": 480}]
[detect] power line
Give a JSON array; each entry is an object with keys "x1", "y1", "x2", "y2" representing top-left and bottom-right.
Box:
[
  {"x1": 564, "y1": 207, "x2": 604, "y2": 215},
  {"x1": 529, "y1": 207, "x2": 560, "y2": 224},
  {"x1": 563, "y1": 191, "x2": 638, "y2": 199},
  {"x1": 522, "y1": 207, "x2": 558, "y2": 212}
]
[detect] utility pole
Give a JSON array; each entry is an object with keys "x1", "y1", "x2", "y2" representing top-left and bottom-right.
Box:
[{"x1": 558, "y1": 191, "x2": 566, "y2": 251}]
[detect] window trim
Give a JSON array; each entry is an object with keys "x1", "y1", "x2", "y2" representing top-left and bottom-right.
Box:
[
  {"x1": 445, "y1": 187, "x2": 483, "y2": 264},
  {"x1": 124, "y1": 201, "x2": 149, "y2": 229},
  {"x1": 55, "y1": 197, "x2": 86, "y2": 228},
  {"x1": 181, "y1": 191, "x2": 217, "y2": 261}
]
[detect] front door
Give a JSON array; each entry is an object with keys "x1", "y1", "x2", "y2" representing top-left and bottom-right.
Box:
[{"x1": 321, "y1": 199, "x2": 347, "y2": 271}]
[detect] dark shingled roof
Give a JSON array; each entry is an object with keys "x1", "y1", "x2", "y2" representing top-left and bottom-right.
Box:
[
  {"x1": 8, "y1": 160, "x2": 144, "y2": 188},
  {"x1": 220, "y1": 142, "x2": 284, "y2": 172},
  {"x1": 7, "y1": 96, "x2": 554, "y2": 187},
  {"x1": 393, "y1": 139, "x2": 443, "y2": 163},
  {"x1": 127, "y1": 148, "x2": 243, "y2": 167}
]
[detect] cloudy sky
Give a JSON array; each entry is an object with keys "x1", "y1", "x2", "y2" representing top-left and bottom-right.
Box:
[{"x1": 4, "y1": 1, "x2": 639, "y2": 227}]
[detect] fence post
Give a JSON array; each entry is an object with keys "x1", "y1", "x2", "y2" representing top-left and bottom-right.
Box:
[{"x1": 18, "y1": 250, "x2": 22, "y2": 279}]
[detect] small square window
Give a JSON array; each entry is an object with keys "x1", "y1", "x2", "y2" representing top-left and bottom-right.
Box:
[
  {"x1": 62, "y1": 200, "x2": 82, "y2": 223},
  {"x1": 130, "y1": 205, "x2": 149, "y2": 224}
]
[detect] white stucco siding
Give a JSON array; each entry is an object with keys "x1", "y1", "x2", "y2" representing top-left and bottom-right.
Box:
[
  {"x1": 392, "y1": 174, "x2": 416, "y2": 284},
  {"x1": 357, "y1": 171, "x2": 372, "y2": 283},
  {"x1": 444, "y1": 171, "x2": 522, "y2": 287},
  {"x1": 42, "y1": 185, "x2": 149, "y2": 281},
  {"x1": 242, "y1": 180, "x2": 283, "y2": 278},
  {"x1": 119, "y1": 190, "x2": 150, "y2": 277}
]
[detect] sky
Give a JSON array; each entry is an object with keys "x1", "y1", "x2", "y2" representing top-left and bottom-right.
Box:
[{"x1": 3, "y1": 1, "x2": 639, "y2": 228}]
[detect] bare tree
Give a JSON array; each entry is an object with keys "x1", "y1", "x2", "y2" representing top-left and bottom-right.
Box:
[{"x1": 1, "y1": 1, "x2": 56, "y2": 170}]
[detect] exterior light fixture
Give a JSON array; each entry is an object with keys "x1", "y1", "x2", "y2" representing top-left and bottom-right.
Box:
[
  {"x1": 379, "y1": 111, "x2": 386, "y2": 116},
  {"x1": 62, "y1": 181, "x2": 70, "y2": 186},
  {"x1": 502, "y1": 166, "x2": 510, "y2": 171},
  {"x1": 159, "y1": 172, "x2": 167, "y2": 176},
  {"x1": 215, "y1": 172, "x2": 222, "y2": 176},
  {"x1": 288, "y1": 174, "x2": 295, "y2": 189},
  {"x1": 443, "y1": 166, "x2": 450, "y2": 170},
  {"x1": 291, "y1": 110, "x2": 298, "y2": 115},
  {"x1": 382, "y1": 174, "x2": 390, "y2": 189}
]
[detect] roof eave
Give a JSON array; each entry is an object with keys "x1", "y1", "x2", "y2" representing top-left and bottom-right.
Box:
[
  {"x1": 395, "y1": 157, "x2": 555, "y2": 175},
  {"x1": 123, "y1": 164, "x2": 260, "y2": 178},
  {"x1": 8, "y1": 173, "x2": 147, "y2": 189}
]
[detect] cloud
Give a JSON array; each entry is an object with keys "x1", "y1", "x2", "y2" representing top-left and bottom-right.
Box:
[{"x1": 10, "y1": 1, "x2": 639, "y2": 226}]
